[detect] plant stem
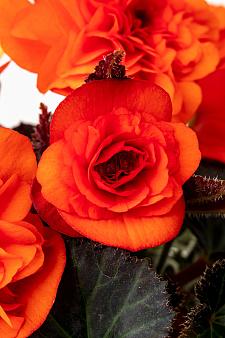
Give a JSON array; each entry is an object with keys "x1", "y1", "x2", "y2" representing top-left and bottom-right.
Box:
[
  {"x1": 175, "y1": 257, "x2": 207, "y2": 286},
  {"x1": 48, "y1": 314, "x2": 72, "y2": 338},
  {"x1": 156, "y1": 240, "x2": 174, "y2": 274}
]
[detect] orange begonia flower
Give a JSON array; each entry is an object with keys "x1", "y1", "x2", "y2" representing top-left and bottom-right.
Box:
[
  {"x1": 36, "y1": 79, "x2": 201, "y2": 251},
  {"x1": 193, "y1": 68, "x2": 225, "y2": 164},
  {"x1": 0, "y1": 127, "x2": 66, "y2": 337},
  {"x1": 0, "y1": 0, "x2": 224, "y2": 122}
]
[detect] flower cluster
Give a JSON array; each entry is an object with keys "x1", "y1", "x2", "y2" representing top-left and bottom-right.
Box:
[
  {"x1": 0, "y1": 0, "x2": 225, "y2": 336},
  {"x1": 0, "y1": 0, "x2": 224, "y2": 121}
]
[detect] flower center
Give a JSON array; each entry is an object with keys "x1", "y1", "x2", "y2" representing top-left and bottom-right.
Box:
[
  {"x1": 94, "y1": 150, "x2": 142, "y2": 185},
  {"x1": 134, "y1": 9, "x2": 150, "y2": 27}
]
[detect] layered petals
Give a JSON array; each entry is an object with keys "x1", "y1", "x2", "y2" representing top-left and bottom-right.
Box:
[
  {"x1": 0, "y1": 0, "x2": 223, "y2": 121},
  {"x1": 36, "y1": 79, "x2": 200, "y2": 250},
  {"x1": 0, "y1": 215, "x2": 66, "y2": 338},
  {"x1": 50, "y1": 80, "x2": 172, "y2": 142}
]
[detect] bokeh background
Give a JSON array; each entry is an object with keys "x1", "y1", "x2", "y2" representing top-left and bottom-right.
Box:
[{"x1": 0, "y1": 0, "x2": 224, "y2": 127}]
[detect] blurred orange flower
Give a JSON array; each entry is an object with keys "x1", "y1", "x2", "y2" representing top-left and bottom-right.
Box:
[
  {"x1": 193, "y1": 68, "x2": 225, "y2": 164},
  {"x1": 0, "y1": 0, "x2": 224, "y2": 121},
  {"x1": 36, "y1": 79, "x2": 200, "y2": 251},
  {"x1": 0, "y1": 127, "x2": 65, "y2": 337}
]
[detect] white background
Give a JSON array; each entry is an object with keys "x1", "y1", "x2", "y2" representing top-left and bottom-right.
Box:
[{"x1": 0, "y1": 0, "x2": 224, "y2": 127}]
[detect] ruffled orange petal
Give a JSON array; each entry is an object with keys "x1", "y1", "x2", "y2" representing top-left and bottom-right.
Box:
[
  {"x1": 50, "y1": 80, "x2": 172, "y2": 142},
  {"x1": 0, "y1": 249, "x2": 23, "y2": 289},
  {"x1": 32, "y1": 179, "x2": 80, "y2": 237},
  {"x1": 59, "y1": 198, "x2": 185, "y2": 251},
  {"x1": 0, "y1": 315, "x2": 24, "y2": 338},
  {"x1": 175, "y1": 81, "x2": 202, "y2": 123},
  {"x1": 0, "y1": 0, "x2": 49, "y2": 72},
  {"x1": 36, "y1": 140, "x2": 72, "y2": 212},
  {"x1": 15, "y1": 218, "x2": 66, "y2": 338},
  {"x1": 0, "y1": 127, "x2": 37, "y2": 222},
  {"x1": 181, "y1": 42, "x2": 219, "y2": 81},
  {"x1": 172, "y1": 123, "x2": 201, "y2": 183}
]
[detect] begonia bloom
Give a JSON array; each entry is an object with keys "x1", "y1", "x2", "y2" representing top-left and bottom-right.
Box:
[
  {"x1": 36, "y1": 79, "x2": 201, "y2": 251},
  {"x1": 0, "y1": 127, "x2": 66, "y2": 337}
]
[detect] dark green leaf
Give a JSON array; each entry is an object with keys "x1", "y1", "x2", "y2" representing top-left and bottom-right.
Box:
[
  {"x1": 71, "y1": 239, "x2": 174, "y2": 338},
  {"x1": 195, "y1": 160, "x2": 225, "y2": 180},
  {"x1": 32, "y1": 239, "x2": 174, "y2": 338},
  {"x1": 31, "y1": 238, "x2": 87, "y2": 338},
  {"x1": 179, "y1": 259, "x2": 225, "y2": 338},
  {"x1": 185, "y1": 216, "x2": 225, "y2": 258},
  {"x1": 184, "y1": 160, "x2": 225, "y2": 258},
  {"x1": 31, "y1": 315, "x2": 72, "y2": 338},
  {"x1": 184, "y1": 160, "x2": 225, "y2": 217},
  {"x1": 185, "y1": 175, "x2": 225, "y2": 206}
]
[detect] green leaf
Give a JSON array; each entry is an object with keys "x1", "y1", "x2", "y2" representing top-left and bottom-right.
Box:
[
  {"x1": 185, "y1": 216, "x2": 225, "y2": 259},
  {"x1": 33, "y1": 238, "x2": 174, "y2": 338},
  {"x1": 184, "y1": 160, "x2": 225, "y2": 217},
  {"x1": 71, "y1": 239, "x2": 174, "y2": 338},
  {"x1": 184, "y1": 160, "x2": 225, "y2": 258},
  {"x1": 185, "y1": 175, "x2": 225, "y2": 206},
  {"x1": 179, "y1": 259, "x2": 225, "y2": 338},
  {"x1": 195, "y1": 160, "x2": 225, "y2": 179},
  {"x1": 31, "y1": 238, "x2": 88, "y2": 338},
  {"x1": 31, "y1": 315, "x2": 72, "y2": 338}
]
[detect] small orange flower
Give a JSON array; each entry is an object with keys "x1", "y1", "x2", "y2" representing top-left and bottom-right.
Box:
[
  {"x1": 36, "y1": 79, "x2": 200, "y2": 251},
  {"x1": 193, "y1": 68, "x2": 225, "y2": 164},
  {"x1": 0, "y1": 127, "x2": 65, "y2": 337},
  {"x1": 0, "y1": 0, "x2": 224, "y2": 122}
]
